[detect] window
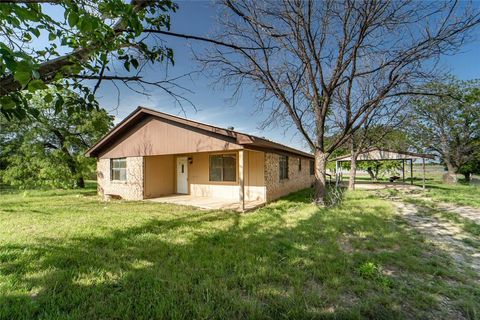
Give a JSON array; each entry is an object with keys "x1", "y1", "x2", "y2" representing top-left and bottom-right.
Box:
[
  {"x1": 309, "y1": 160, "x2": 314, "y2": 176},
  {"x1": 279, "y1": 155, "x2": 289, "y2": 180},
  {"x1": 209, "y1": 154, "x2": 236, "y2": 182},
  {"x1": 298, "y1": 158, "x2": 302, "y2": 172},
  {"x1": 111, "y1": 158, "x2": 127, "y2": 181}
]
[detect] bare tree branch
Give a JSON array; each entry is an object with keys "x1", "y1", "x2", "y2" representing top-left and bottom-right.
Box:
[{"x1": 199, "y1": 0, "x2": 480, "y2": 204}]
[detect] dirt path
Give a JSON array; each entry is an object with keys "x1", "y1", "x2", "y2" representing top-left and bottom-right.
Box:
[
  {"x1": 390, "y1": 199, "x2": 480, "y2": 275},
  {"x1": 396, "y1": 190, "x2": 480, "y2": 225},
  {"x1": 432, "y1": 202, "x2": 480, "y2": 225}
]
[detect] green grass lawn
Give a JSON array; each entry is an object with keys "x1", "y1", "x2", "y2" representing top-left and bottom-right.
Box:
[
  {"x1": 0, "y1": 185, "x2": 478, "y2": 319},
  {"x1": 352, "y1": 173, "x2": 480, "y2": 208},
  {"x1": 422, "y1": 182, "x2": 480, "y2": 208}
]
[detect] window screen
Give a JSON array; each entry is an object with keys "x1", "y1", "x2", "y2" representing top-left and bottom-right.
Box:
[
  {"x1": 310, "y1": 160, "x2": 315, "y2": 176},
  {"x1": 209, "y1": 154, "x2": 236, "y2": 182},
  {"x1": 298, "y1": 158, "x2": 302, "y2": 171},
  {"x1": 111, "y1": 158, "x2": 127, "y2": 181},
  {"x1": 279, "y1": 155, "x2": 289, "y2": 180}
]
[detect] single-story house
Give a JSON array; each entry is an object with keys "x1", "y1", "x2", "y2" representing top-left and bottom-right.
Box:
[{"x1": 86, "y1": 107, "x2": 315, "y2": 210}]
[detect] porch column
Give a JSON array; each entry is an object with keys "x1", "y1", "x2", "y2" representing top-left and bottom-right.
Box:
[
  {"x1": 239, "y1": 149, "x2": 245, "y2": 212},
  {"x1": 335, "y1": 161, "x2": 339, "y2": 182}
]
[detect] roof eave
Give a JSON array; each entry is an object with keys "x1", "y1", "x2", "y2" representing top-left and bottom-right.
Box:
[{"x1": 85, "y1": 106, "x2": 314, "y2": 159}]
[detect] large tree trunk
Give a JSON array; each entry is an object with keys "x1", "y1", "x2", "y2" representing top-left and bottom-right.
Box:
[
  {"x1": 64, "y1": 156, "x2": 85, "y2": 188},
  {"x1": 77, "y1": 176, "x2": 85, "y2": 188},
  {"x1": 367, "y1": 167, "x2": 375, "y2": 180},
  {"x1": 53, "y1": 129, "x2": 85, "y2": 189},
  {"x1": 348, "y1": 152, "x2": 359, "y2": 191},
  {"x1": 374, "y1": 165, "x2": 380, "y2": 181},
  {"x1": 443, "y1": 161, "x2": 458, "y2": 183},
  {"x1": 314, "y1": 149, "x2": 328, "y2": 206}
]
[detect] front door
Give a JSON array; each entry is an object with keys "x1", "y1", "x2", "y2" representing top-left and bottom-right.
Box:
[{"x1": 176, "y1": 157, "x2": 188, "y2": 194}]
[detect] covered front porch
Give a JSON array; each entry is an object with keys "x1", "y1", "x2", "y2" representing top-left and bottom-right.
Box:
[
  {"x1": 148, "y1": 194, "x2": 265, "y2": 212},
  {"x1": 143, "y1": 149, "x2": 266, "y2": 211}
]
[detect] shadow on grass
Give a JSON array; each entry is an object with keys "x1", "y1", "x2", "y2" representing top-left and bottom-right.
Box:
[
  {"x1": 279, "y1": 185, "x2": 346, "y2": 207},
  {"x1": 0, "y1": 189, "x2": 477, "y2": 319},
  {"x1": 0, "y1": 182, "x2": 97, "y2": 197}
]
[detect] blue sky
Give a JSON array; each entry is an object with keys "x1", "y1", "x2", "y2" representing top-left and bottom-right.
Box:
[{"x1": 91, "y1": 1, "x2": 480, "y2": 152}]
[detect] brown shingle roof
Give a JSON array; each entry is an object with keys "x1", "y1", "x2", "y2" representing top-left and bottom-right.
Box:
[{"x1": 85, "y1": 106, "x2": 314, "y2": 158}]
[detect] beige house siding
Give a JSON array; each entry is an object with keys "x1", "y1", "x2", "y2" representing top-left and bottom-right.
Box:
[
  {"x1": 144, "y1": 155, "x2": 174, "y2": 198},
  {"x1": 98, "y1": 117, "x2": 242, "y2": 159},
  {"x1": 264, "y1": 153, "x2": 315, "y2": 201},
  {"x1": 97, "y1": 157, "x2": 144, "y2": 200},
  {"x1": 244, "y1": 150, "x2": 266, "y2": 201}
]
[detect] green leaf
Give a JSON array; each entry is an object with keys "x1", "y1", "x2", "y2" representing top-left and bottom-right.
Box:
[
  {"x1": 130, "y1": 58, "x2": 139, "y2": 69},
  {"x1": 26, "y1": 106, "x2": 40, "y2": 118},
  {"x1": 124, "y1": 61, "x2": 130, "y2": 72},
  {"x1": 15, "y1": 7, "x2": 39, "y2": 22},
  {"x1": 87, "y1": 94, "x2": 95, "y2": 102},
  {"x1": 0, "y1": 96, "x2": 17, "y2": 110},
  {"x1": 14, "y1": 70, "x2": 31, "y2": 88},
  {"x1": 68, "y1": 11, "x2": 79, "y2": 28},
  {"x1": 30, "y1": 28, "x2": 40, "y2": 38},
  {"x1": 79, "y1": 18, "x2": 92, "y2": 33},
  {"x1": 44, "y1": 93, "x2": 53, "y2": 103},
  {"x1": 22, "y1": 33, "x2": 32, "y2": 42},
  {"x1": 14, "y1": 62, "x2": 33, "y2": 88},
  {"x1": 54, "y1": 96, "x2": 64, "y2": 114},
  {"x1": 32, "y1": 69, "x2": 40, "y2": 79},
  {"x1": 100, "y1": 52, "x2": 108, "y2": 63},
  {"x1": 48, "y1": 32, "x2": 56, "y2": 41},
  {"x1": 28, "y1": 79, "x2": 48, "y2": 92}
]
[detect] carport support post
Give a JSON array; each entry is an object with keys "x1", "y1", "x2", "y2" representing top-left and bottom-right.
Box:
[
  {"x1": 410, "y1": 159, "x2": 414, "y2": 185},
  {"x1": 422, "y1": 157, "x2": 426, "y2": 189},
  {"x1": 239, "y1": 149, "x2": 245, "y2": 212},
  {"x1": 335, "y1": 161, "x2": 339, "y2": 182}
]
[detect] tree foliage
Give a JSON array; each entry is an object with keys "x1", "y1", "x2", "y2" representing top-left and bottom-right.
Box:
[
  {"x1": 457, "y1": 137, "x2": 480, "y2": 181},
  {"x1": 0, "y1": 88, "x2": 113, "y2": 188},
  {"x1": 0, "y1": 0, "x2": 178, "y2": 119},
  {"x1": 408, "y1": 77, "x2": 480, "y2": 182},
  {"x1": 338, "y1": 159, "x2": 403, "y2": 181}
]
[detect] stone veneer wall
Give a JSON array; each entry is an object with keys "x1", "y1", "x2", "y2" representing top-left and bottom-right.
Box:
[
  {"x1": 97, "y1": 157, "x2": 144, "y2": 200},
  {"x1": 264, "y1": 152, "x2": 315, "y2": 201}
]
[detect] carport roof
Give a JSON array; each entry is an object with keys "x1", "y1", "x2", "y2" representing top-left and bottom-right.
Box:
[{"x1": 331, "y1": 148, "x2": 435, "y2": 162}]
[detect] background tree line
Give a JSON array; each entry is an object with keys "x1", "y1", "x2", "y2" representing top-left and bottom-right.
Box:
[{"x1": 0, "y1": 88, "x2": 112, "y2": 188}]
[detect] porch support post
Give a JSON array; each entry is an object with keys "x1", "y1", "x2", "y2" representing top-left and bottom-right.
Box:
[
  {"x1": 422, "y1": 157, "x2": 426, "y2": 189},
  {"x1": 410, "y1": 159, "x2": 414, "y2": 185},
  {"x1": 239, "y1": 149, "x2": 245, "y2": 212},
  {"x1": 335, "y1": 161, "x2": 339, "y2": 182}
]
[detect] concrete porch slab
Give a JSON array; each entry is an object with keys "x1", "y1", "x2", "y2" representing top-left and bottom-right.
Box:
[{"x1": 148, "y1": 194, "x2": 265, "y2": 212}]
